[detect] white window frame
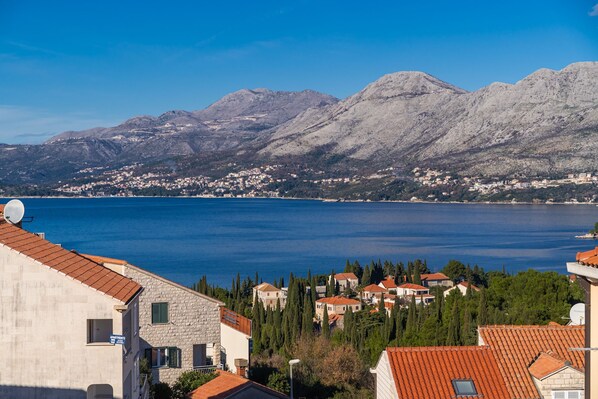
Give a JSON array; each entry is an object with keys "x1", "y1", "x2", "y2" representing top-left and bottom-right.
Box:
[{"x1": 552, "y1": 391, "x2": 582, "y2": 399}]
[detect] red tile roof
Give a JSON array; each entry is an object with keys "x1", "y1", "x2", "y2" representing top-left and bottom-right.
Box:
[
  {"x1": 528, "y1": 352, "x2": 575, "y2": 380},
  {"x1": 458, "y1": 281, "x2": 480, "y2": 291},
  {"x1": 0, "y1": 218, "x2": 141, "y2": 304},
  {"x1": 189, "y1": 370, "x2": 288, "y2": 399},
  {"x1": 363, "y1": 283, "x2": 386, "y2": 292},
  {"x1": 254, "y1": 282, "x2": 280, "y2": 292},
  {"x1": 334, "y1": 272, "x2": 358, "y2": 280},
  {"x1": 577, "y1": 246, "x2": 598, "y2": 266},
  {"x1": 316, "y1": 296, "x2": 361, "y2": 305},
  {"x1": 379, "y1": 277, "x2": 397, "y2": 289},
  {"x1": 479, "y1": 325, "x2": 584, "y2": 399},
  {"x1": 385, "y1": 346, "x2": 510, "y2": 399},
  {"x1": 398, "y1": 283, "x2": 427, "y2": 291},
  {"x1": 421, "y1": 272, "x2": 450, "y2": 281},
  {"x1": 221, "y1": 307, "x2": 251, "y2": 336}
]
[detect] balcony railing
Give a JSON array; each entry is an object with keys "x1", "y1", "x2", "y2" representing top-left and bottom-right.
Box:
[{"x1": 193, "y1": 364, "x2": 222, "y2": 374}]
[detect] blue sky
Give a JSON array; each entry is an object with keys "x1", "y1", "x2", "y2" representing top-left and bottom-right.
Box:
[{"x1": 1, "y1": 0, "x2": 597, "y2": 144}]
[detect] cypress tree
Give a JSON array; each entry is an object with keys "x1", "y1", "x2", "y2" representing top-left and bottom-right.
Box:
[
  {"x1": 477, "y1": 288, "x2": 488, "y2": 326},
  {"x1": 413, "y1": 264, "x2": 422, "y2": 286},
  {"x1": 378, "y1": 294, "x2": 385, "y2": 314},
  {"x1": 322, "y1": 306, "x2": 330, "y2": 339},
  {"x1": 363, "y1": 265, "x2": 371, "y2": 285},
  {"x1": 344, "y1": 307, "x2": 354, "y2": 343},
  {"x1": 301, "y1": 292, "x2": 314, "y2": 337},
  {"x1": 462, "y1": 306, "x2": 474, "y2": 345},
  {"x1": 446, "y1": 300, "x2": 460, "y2": 346},
  {"x1": 406, "y1": 296, "x2": 417, "y2": 336},
  {"x1": 327, "y1": 270, "x2": 336, "y2": 297}
]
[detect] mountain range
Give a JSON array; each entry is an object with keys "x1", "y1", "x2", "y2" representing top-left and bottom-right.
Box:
[{"x1": 1, "y1": 62, "x2": 597, "y2": 187}]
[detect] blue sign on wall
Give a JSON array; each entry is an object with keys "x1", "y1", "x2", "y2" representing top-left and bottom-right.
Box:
[{"x1": 110, "y1": 334, "x2": 126, "y2": 345}]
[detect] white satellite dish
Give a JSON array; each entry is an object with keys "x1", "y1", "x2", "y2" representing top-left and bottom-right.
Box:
[
  {"x1": 3, "y1": 199, "x2": 25, "y2": 225},
  {"x1": 569, "y1": 303, "x2": 585, "y2": 325}
]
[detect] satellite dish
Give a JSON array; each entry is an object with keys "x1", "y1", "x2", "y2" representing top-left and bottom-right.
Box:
[
  {"x1": 569, "y1": 303, "x2": 585, "y2": 325},
  {"x1": 3, "y1": 199, "x2": 25, "y2": 225}
]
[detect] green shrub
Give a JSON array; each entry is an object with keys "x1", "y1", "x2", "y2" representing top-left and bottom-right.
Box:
[{"x1": 171, "y1": 371, "x2": 217, "y2": 399}]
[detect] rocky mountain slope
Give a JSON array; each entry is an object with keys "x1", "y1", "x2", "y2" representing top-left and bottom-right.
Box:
[
  {"x1": 1, "y1": 62, "x2": 597, "y2": 187},
  {"x1": 265, "y1": 62, "x2": 598, "y2": 176},
  {"x1": 0, "y1": 89, "x2": 338, "y2": 183}
]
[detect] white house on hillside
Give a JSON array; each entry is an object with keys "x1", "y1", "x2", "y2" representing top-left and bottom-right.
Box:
[
  {"x1": 444, "y1": 281, "x2": 480, "y2": 297},
  {"x1": 253, "y1": 282, "x2": 287, "y2": 309},
  {"x1": 0, "y1": 205, "x2": 145, "y2": 399},
  {"x1": 331, "y1": 272, "x2": 359, "y2": 291}
]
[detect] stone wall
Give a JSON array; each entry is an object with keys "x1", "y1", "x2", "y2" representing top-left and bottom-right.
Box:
[
  {"x1": 124, "y1": 265, "x2": 223, "y2": 384},
  {"x1": 533, "y1": 367, "x2": 584, "y2": 399}
]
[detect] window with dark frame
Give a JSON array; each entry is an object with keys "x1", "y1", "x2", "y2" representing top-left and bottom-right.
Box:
[
  {"x1": 144, "y1": 347, "x2": 181, "y2": 368},
  {"x1": 151, "y1": 302, "x2": 169, "y2": 324},
  {"x1": 452, "y1": 379, "x2": 477, "y2": 396}
]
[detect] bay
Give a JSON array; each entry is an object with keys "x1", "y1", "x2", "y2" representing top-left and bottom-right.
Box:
[{"x1": 12, "y1": 197, "x2": 598, "y2": 287}]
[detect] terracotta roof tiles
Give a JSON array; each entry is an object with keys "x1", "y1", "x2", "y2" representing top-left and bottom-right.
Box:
[
  {"x1": 398, "y1": 283, "x2": 428, "y2": 290},
  {"x1": 333, "y1": 272, "x2": 358, "y2": 280},
  {"x1": 528, "y1": 352, "x2": 574, "y2": 380},
  {"x1": 479, "y1": 325, "x2": 584, "y2": 399},
  {"x1": 577, "y1": 246, "x2": 598, "y2": 266},
  {"x1": 380, "y1": 277, "x2": 398, "y2": 289},
  {"x1": 0, "y1": 219, "x2": 141, "y2": 304},
  {"x1": 189, "y1": 370, "x2": 288, "y2": 399},
  {"x1": 385, "y1": 346, "x2": 510, "y2": 399},
  {"x1": 421, "y1": 272, "x2": 450, "y2": 281},
  {"x1": 363, "y1": 284, "x2": 386, "y2": 292},
  {"x1": 316, "y1": 296, "x2": 361, "y2": 305}
]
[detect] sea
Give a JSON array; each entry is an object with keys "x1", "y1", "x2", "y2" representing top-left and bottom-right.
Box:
[{"x1": 10, "y1": 197, "x2": 598, "y2": 288}]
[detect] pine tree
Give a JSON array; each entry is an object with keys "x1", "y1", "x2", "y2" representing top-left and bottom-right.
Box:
[{"x1": 322, "y1": 306, "x2": 330, "y2": 339}]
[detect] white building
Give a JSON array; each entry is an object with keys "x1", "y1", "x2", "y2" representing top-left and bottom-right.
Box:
[
  {"x1": 253, "y1": 282, "x2": 286, "y2": 309},
  {"x1": 220, "y1": 308, "x2": 252, "y2": 377},
  {"x1": 444, "y1": 281, "x2": 480, "y2": 297},
  {"x1": 331, "y1": 272, "x2": 359, "y2": 291},
  {"x1": 0, "y1": 206, "x2": 145, "y2": 399}
]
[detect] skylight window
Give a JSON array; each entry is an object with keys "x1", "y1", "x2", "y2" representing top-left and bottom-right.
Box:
[{"x1": 452, "y1": 379, "x2": 477, "y2": 396}]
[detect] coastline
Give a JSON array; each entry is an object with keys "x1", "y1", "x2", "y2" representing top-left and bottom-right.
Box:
[{"x1": 4, "y1": 194, "x2": 598, "y2": 207}]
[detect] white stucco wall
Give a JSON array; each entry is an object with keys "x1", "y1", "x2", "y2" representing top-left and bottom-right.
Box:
[
  {"x1": 220, "y1": 323, "x2": 250, "y2": 374},
  {"x1": 370, "y1": 351, "x2": 399, "y2": 399},
  {"x1": 0, "y1": 245, "x2": 137, "y2": 399}
]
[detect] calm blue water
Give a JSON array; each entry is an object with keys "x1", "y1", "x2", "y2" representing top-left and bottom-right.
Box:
[{"x1": 12, "y1": 198, "x2": 598, "y2": 287}]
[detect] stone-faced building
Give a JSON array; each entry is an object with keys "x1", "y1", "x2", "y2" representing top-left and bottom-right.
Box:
[
  {"x1": 0, "y1": 206, "x2": 144, "y2": 399},
  {"x1": 85, "y1": 254, "x2": 224, "y2": 385}
]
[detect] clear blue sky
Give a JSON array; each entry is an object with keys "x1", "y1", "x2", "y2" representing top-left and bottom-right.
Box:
[{"x1": 1, "y1": 0, "x2": 597, "y2": 144}]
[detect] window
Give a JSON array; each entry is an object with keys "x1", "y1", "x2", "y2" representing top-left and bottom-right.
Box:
[
  {"x1": 552, "y1": 392, "x2": 581, "y2": 399},
  {"x1": 452, "y1": 379, "x2": 477, "y2": 396},
  {"x1": 87, "y1": 319, "x2": 113, "y2": 343},
  {"x1": 145, "y1": 347, "x2": 181, "y2": 368},
  {"x1": 151, "y1": 302, "x2": 169, "y2": 324}
]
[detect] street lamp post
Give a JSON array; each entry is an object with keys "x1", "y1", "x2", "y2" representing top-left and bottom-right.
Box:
[{"x1": 289, "y1": 358, "x2": 300, "y2": 399}]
